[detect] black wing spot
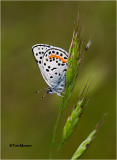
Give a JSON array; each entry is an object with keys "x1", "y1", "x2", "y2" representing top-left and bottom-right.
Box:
[
  {"x1": 53, "y1": 58, "x2": 55, "y2": 61},
  {"x1": 58, "y1": 63, "x2": 60, "y2": 66},
  {"x1": 56, "y1": 61, "x2": 58, "y2": 63},
  {"x1": 36, "y1": 53, "x2": 38, "y2": 56},
  {"x1": 56, "y1": 52, "x2": 59, "y2": 55},
  {"x1": 52, "y1": 51, "x2": 55, "y2": 53},
  {"x1": 42, "y1": 52, "x2": 44, "y2": 54},
  {"x1": 60, "y1": 53, "x2": 63, "y2": 56},
  {"x1": 50, "y1": 76, "x2": 53, "y2": 78},
  {"x1": 64, "y1": 69, "x2": 67, "y2": 71},
  {"x1": 46, "y1": 69, "x2": 49, "y2": 72},
  {"x1": 55, "y1": 72, "x2": 57, "y2": 75},
  {"x1": 61, "y1": 63, "x2": 65, "y2": 66},
  {"x1": 51, "y1": 67, "x2": 57, "y2": 71},
  {"x1": 44, "y1": 63, "x2": 46, "y2": 66},
  {"x1": 38, "y1": 47, "x2": 40, "y2": 50},
  {"x1": 50, "y1": 59, "x2": 52, "y2": 62},
  {"x1": 48, "y1": 66, "x2": 50, "y2": 69},
  {"x1": 42, "y1": 47, "x2": 43, "y2": 50},
  {"x1": 40, "y1": 57, "x2": 42, "y2": 59},
  {"x1": 45, "y1": 54, "x2": 47, "y2": 57},
  {"x1": 49, "y1": 51, "x2": 51, "y2": 55},
  {"x1": 64, "y1": 57, "x2": 67, "y2": 59},
  {"x1": 39, "y1": 61, "x2": 41, "y2": 64},
  {"x1": 46, "y1": 58, "x2": 48, "y2": 61},
  {"x1": 59, "y1": 73, "x2": 61, "y2": 76}
]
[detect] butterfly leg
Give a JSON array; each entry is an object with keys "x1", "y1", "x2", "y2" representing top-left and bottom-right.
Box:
[{"x1": 35, "y1": 88, "x2": 48, "y2": 93}]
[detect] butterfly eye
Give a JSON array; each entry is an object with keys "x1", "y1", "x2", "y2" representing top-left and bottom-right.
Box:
[{"x1": 47, "y1": 88, "x2": 53, "y2": 94}]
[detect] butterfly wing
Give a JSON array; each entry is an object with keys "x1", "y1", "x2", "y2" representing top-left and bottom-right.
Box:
[
  {"x1": 42, "y1": 48, "x2": 68, "y2": 93},
  {"x1": 32, "y1": 44, "x2": 53, "y2": 67},
  {"x1": 32, "y1": 44, "x2": 53, "y2": 85}
]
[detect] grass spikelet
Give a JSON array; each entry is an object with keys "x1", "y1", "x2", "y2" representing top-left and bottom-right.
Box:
[
  {"x1": 60, "y1": 14, "x2": 91, "y2": 110},
  {"x1": 60, "y1": 15, "x2": 82, "y2": 109},
  {"x1": 58, "y1": 79, "x2": 92, "y2": 152},
  {"x1": 62, "y1": 99, "x2": 84, "y2": 142},
  {"x1": 71, "y1": 113, "x2": 107, "y2": 160}
]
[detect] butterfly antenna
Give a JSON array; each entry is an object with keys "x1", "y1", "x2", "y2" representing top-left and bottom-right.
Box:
[
  {"x1": 35, "y1": 88, "x2": 48, "y2": 93},
  {"x1": 41, "y1": 92, "x2": 47, "y2": 99}
]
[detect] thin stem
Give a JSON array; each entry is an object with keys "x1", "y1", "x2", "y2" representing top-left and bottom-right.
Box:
[
  {"x1": 57, "y1": 141, "x2": 64, "y2": 153},
  {"x1": 49, "y1": 107, "x2": 63, "y2": 159}
]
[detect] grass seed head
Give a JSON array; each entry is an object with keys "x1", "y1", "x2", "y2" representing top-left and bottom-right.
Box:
[
  {"x1": 62, "y1": 98, "x2": 84, "y2": 142},
  {"x1": 71, "y1": 114, "x2": 107, "y2": 160},
  {"x1": 71, "y1": 130, "x2": 96, "y2": 160},
  {"x1": 60, "y1": 15, "x2": 91, "y2": 110}
]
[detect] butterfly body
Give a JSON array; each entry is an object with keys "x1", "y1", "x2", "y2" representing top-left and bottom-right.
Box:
[{"x1": 32, "y1": 44, "x2": 68, "y2": 96}]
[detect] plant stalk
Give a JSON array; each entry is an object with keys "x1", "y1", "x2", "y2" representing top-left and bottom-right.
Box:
[{"x1": 49, "y1": 107, "x2": 63, "y2": 159}]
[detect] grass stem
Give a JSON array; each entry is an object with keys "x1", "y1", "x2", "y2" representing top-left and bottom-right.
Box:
[{"x1": 49, "y1": 107, "x2": 63, "y2": 159}]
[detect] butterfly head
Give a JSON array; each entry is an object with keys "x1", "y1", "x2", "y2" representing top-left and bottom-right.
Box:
[{"x1": 46, "y1": 88, "x2": 53, "y2": 94}]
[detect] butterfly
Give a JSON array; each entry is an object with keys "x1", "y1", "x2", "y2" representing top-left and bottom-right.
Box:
[{"x1": 32, "y1": 44, "x2": 68, "y2": 97}]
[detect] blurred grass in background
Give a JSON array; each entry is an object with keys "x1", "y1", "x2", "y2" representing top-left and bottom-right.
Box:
[{"x1": 1, "y1": 1, "x2": 116, "y2": 159}]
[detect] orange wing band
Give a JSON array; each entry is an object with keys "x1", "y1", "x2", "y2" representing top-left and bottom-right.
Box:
[{"x1": 48, "y1": 53, "x2": 67, "y2": 63}]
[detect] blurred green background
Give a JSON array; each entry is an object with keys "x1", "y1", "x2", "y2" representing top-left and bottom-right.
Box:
[{"x1": 1, "y1": 1, "x2": 116, "y2": 159}]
